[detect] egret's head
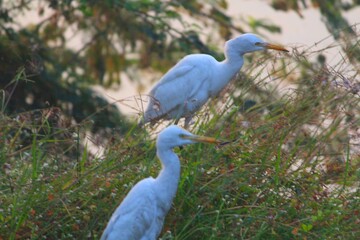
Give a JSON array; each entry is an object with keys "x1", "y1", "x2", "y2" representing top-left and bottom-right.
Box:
[
  {"x1": 225, "y1": 33, "x2": 288, "y2": 55},
  {"x1": 157, "y1": 125, "x2": 220, "y2": 149}
]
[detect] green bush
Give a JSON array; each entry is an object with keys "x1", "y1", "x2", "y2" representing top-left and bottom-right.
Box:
[{"x1": 1, "y1": 33, "x2": 359, "y2": 239}]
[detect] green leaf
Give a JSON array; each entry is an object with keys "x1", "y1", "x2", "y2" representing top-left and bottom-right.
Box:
[{"x1": 301, "y1": 223, "x2": 313, "y2": 232}]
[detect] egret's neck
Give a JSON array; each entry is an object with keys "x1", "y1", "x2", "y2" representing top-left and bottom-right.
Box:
[
  {"x1": 210, "y1": 52, "x2": 244, "y2": 95},
  {"x1": 224, "y1": 48, "x2": 244, "y2": 68},
  {"x1": 155, "y1": 147, "x2": 181, "y2": 209}
]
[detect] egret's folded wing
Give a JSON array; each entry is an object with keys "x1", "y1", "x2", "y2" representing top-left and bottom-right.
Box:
[
  {"x1": 100, "y1": 179, "x2": 157, "y2": 240},
  {"x1": 144, "y1": 60, "x2": 211, "y2": 122}
]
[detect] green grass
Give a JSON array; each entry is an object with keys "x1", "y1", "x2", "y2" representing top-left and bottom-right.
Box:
[{"x1": 1, "y1": 42, "x2": 359, "y2": 239}]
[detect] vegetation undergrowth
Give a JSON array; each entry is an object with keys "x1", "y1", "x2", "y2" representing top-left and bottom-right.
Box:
[{"x1": 1, "y1": 36, "x2": 359, "y2": 240}]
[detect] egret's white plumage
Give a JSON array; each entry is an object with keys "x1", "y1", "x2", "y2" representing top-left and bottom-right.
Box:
[
  {"x1": 140, "y1": 33, "x2": 288, "y2": 127},
  {"x1": 100, "y1": 125, "x2": 219, "y2": 240}
]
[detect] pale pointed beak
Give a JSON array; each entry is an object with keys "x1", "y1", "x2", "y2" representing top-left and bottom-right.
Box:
[
  {"x1": 181, "y1": 134, "x2": 222, "y2": 144},
  {"x1": 258, "y1": 42, "x2": 289, "y2": 52}
]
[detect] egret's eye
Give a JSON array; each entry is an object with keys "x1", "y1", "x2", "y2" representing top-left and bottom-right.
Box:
[
  {"x1": 255, "y1": 42, "x2": 262, "y2": 46},
  {"x1": 179, "y1": 134, "x2": 186, "y2": 138},
  {"x1": 180, "y1": 134, "x2": 192, "y2": 140}
]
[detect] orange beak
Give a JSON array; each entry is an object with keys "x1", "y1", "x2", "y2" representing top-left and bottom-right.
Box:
[
  {"x1": 258, "y1": 42, "x2": 289, "y2": 52},
  {"x1": 181, "y1": 135, "x2": 222, "y2": 144}
]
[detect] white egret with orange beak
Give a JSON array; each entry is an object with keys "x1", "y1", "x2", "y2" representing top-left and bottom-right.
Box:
[
  {"x1": 140, "y1": 33, "x2": 288, "y2": 127},
  {"x1": 101, "y1": 125, "x2": 220, "y2": 240}
]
